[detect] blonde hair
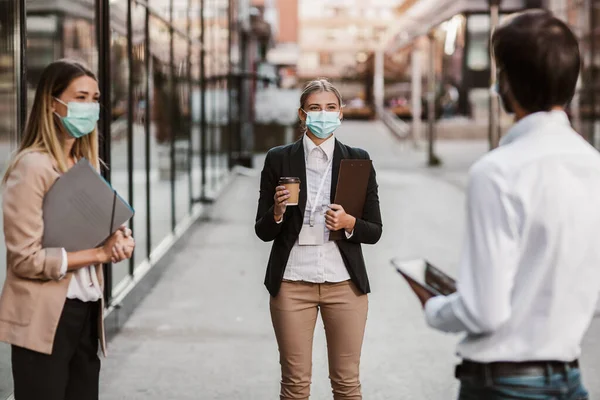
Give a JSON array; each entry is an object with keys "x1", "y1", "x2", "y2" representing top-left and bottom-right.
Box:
[
  {"x1": 299, "y1": 78, "x2": 344, "y2": 109},
  {"x1": 3, "y1": 59, "x2": 100, "y2": 185}
]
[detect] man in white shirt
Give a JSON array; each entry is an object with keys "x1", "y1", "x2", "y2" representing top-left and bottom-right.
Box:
[{"x1": 413, "y1": 10, "x2": 600, "y2": 399}]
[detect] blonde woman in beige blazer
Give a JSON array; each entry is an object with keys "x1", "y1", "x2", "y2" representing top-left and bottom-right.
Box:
[{"x1": 0, "y1": 59, "x2": 135, "y2": 400}]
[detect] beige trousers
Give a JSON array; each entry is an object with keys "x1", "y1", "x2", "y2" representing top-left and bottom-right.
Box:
[{"x1": 270, "y1": 280, "x2": 369, "y2": 400}]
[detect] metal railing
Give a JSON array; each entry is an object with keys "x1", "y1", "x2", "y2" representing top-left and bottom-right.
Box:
[{"x1": 378, "y1": 107, "x2": 412, "y2": 143}]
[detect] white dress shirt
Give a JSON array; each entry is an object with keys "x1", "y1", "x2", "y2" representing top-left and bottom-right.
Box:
[
  {"x1": 425, "y1": 111, "x2": 600, "y2": 362},
  {"x1": 60, "y1": 249, "x2": 103, "y2": 302},
  {"x1": 283, "y1": 134, "x2": 352, "y2": 283}
]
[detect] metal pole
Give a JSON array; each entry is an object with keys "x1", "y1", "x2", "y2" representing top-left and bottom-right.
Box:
[
  {"x1": 489, "y1": 0, "x2": 501, "y2": 149},
  {"x1": 17, "y1": 0, "x2": 27, "y2": 138},
  {"x1": 97, "y1": 0, "x2": 113, "y2": 302},
  {"x1": 199, "y1": 0, "x2": 209, "y2": 201},
  {"x1": 127, "y1": 0, "x2": 135, "y2": 275},
  {"x1": 589, "y1": 0, "x2": 597, "y2": 146},
  {"x1": 427, "y1": 31, "x2": 440, "y2": 166},
  {"x1": 374, "y1": 49, "x2": 384, "y2": 116},
  {"x1": 227, "y1": 0, "x2": 235, "y2": 170},
  {"x1": 169, "y1": 0, "x2": 176, "y2": 231},
  {"x1": 144, "y1": 4, "x2": 152, "y2": 258},
  {"x1": 186, "y1": 0, "x2": 193, "y2": 212},
  {"x1": 411, "y1": 46, "x2": 422, "y2": 146}
]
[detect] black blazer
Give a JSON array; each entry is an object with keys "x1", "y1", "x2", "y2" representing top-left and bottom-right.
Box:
[{"x1": 255, "y1": 138, "x2": 383, "y2": 297}]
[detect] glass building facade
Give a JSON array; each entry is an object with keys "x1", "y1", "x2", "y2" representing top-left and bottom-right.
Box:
[{"x1": 0, "y1": 0, "x2": 246, "y2": 396}]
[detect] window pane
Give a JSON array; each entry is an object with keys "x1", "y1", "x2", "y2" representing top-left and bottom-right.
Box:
[
  {"x1": 27, "y1": 11, "x2": 98, "y2": 103},
  {"x1": 191, "y1": 42, "x2": 201, "y2": 200},
  {"x1": 110, "y1": 0, "x2": 131, "y2": 293},
  {"x1": 219, "y1": 0, "x2": 230, "y2": 180},
  {"x1": 0, "y1": 0, "x2": 21, "y2": 395},
  {"x1": 205, "y1": 1, "x2": 219, "y2": 194},
  {"x1": 25, "y1": 14, "x2": 59, "y2": 99},
  {"x1": 174, "y1": 33, "x2": 191, "y2": 224},
  {"x1": 132, "y1": 1, "x2": 149, "y2": 266},
  {"x1": 149, "y1": 15, "x2": 172, "y2": 250},
  {"x1": 466, "y1": 15, "x2": 490, "y2": 72}
]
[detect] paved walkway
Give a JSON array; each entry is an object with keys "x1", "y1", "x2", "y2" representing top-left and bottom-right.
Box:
[{"x1": 99, "y1": 121, "x2": 600, "y2": 399}]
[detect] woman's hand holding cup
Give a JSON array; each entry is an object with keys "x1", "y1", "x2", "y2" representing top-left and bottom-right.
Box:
[{"x1": 273, "y1": 186, "x2": 290, "y2": 222}]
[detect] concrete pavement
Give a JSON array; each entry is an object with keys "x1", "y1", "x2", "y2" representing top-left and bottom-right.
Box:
[{"x1": 99, "y1": 121, "x2": 600, "y2": 399}]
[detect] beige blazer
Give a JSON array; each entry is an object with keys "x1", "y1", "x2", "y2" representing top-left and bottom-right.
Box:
[{"x1": 0, "y1": 151, "x2": 107, "y2": 356}]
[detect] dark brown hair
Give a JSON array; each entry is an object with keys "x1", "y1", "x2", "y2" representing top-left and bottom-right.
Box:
[{"x1": 492, "y1": 9, "x2": 580, "y2": 112}]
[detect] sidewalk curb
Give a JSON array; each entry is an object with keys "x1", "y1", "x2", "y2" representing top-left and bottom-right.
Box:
[{"x1": 103, "y1": 167, "x2": 244, "y2": 344}]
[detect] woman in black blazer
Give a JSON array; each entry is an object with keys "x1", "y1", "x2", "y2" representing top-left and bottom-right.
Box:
[{"x1": 255, "y1": 79, "x2": 382, "y2": 400}]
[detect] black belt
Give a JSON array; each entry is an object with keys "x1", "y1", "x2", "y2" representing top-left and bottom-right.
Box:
[{"x1": 456, "y1": 359, "x2": 579, "y2": 381}]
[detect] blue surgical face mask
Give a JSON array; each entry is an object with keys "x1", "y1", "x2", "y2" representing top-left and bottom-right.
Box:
[
  {"x1": 491, "y1": 70, "x2": 514, "y2": 114},
  {"x1": 54, "y1": 98, "x2": 100, "y2": 139},
  {"x1": 302, "y1": 110, "x2": 341, "y2": 139}
]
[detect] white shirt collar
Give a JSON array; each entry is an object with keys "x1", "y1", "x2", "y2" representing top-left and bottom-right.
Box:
[
  {"x1": 500, "y1": 110, "x2": 570, "y2": 146},
  {"x1": 303, "y1": 134, "x2": 335, "y2": 161}
]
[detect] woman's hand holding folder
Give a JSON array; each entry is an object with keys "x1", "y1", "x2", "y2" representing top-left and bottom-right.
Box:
[
  {"x1": 325, "y1": 204, "x2": 356, "y2": 234},
  {"x1": 110, "y1": 226, "x2": 135, "y2": 263},
  {"x1": 66, "y1": 229, "x2": 135, "y2": 271}
]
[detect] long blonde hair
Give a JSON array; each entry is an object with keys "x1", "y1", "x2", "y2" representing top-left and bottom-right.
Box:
[{"x1": 3, "y1": 59, "x2": 100, "y2": 184}]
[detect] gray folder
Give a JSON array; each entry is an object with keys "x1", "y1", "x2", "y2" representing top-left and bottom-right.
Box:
[{"x1": 42, "y1": 158, "x2": 134, "y2": 252}]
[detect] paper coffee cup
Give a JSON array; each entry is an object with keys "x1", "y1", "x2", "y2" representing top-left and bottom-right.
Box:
[{"x1": 279, "y1": 177, "x2": 300, "y2": 206}]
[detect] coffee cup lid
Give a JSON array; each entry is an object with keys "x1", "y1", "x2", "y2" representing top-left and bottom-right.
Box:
[{"x1": 279, "y1": 177, "x2": 301, "y2": 184}]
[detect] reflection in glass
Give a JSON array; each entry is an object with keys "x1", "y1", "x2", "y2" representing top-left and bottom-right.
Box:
[
  {"x1": 110, "y1": 0, "x2": 131, "y2": 293},
  {"x1": 466, "y1": 15, "x2": 490, "y2": 72},
  {"x1": 25, "y1": 15, "x2": 59, "y2": 91},
  {"x1": 0, "y1": 0, "x2": 20, "y2": 395},
  {"x1": 149, "y1": 16, "x2": 173, "y2": 250},
  {"x1": 191, "y1": 42, "x2": 202, "y2": 200},
  {"x1": 174, "y1": 34, "x2": 191, "y2": 224},
  {"x1": 132, "y1": 1, "x2": 149, "y2": 265},
  {"x1": 26, "y1": 9, "x2": 98, "y2": 108},
  {"x1": 218, "y1": 0, "x2": 231, "y2": 181}
]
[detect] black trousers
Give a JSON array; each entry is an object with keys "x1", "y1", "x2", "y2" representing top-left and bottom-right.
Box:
[{"x1": 12, "y1": 298, "x2": 101, "y2": 400}]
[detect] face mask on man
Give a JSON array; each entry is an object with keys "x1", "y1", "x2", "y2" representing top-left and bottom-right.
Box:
[
  {"x1": 54, "y1": 98, "x2": 100, "y2": 139},
  {"x1": 491, "y1": 71, "x2": 514, "y2": 114},
  {"x1": 302, "y1": 110, "x2": 342, "y2": 139}
]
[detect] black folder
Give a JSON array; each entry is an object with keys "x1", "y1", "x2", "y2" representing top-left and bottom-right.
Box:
[
  {"x1": 42, "y1": 158, "x2": 135, "y2": 252},
  {"x1": 329, "y1": 159, "x2": 372, "y2": 241}
]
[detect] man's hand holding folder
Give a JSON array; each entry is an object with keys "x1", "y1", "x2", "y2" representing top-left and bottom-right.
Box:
[{"x1": 391, "y1": 258, "x2": 457, "y2": 307}]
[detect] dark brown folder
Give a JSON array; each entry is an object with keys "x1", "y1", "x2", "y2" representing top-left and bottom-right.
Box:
[{"x1": 329, "y1": 159, "x2": 372, "y2": 241}]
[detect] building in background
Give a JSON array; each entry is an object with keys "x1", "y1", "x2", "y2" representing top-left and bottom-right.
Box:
[
  {"x1": 265, "y1": 0, "x2": 300, "y2": 88},
  {"x1": 546, "y1": 0, "x2": 600, "y2": 146},
  {"x1": 378, "y1": 0, "x2": 598, "y2": 144},
  {"x1": 296, "y1": 0, "x2": 402, "y2": 118},
  {"x1": 0, "y1": 0, "x2": 260, "y2": 397},
  {"x1": 381, "y1": 0, "x2": 542, "y2": 141}
]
